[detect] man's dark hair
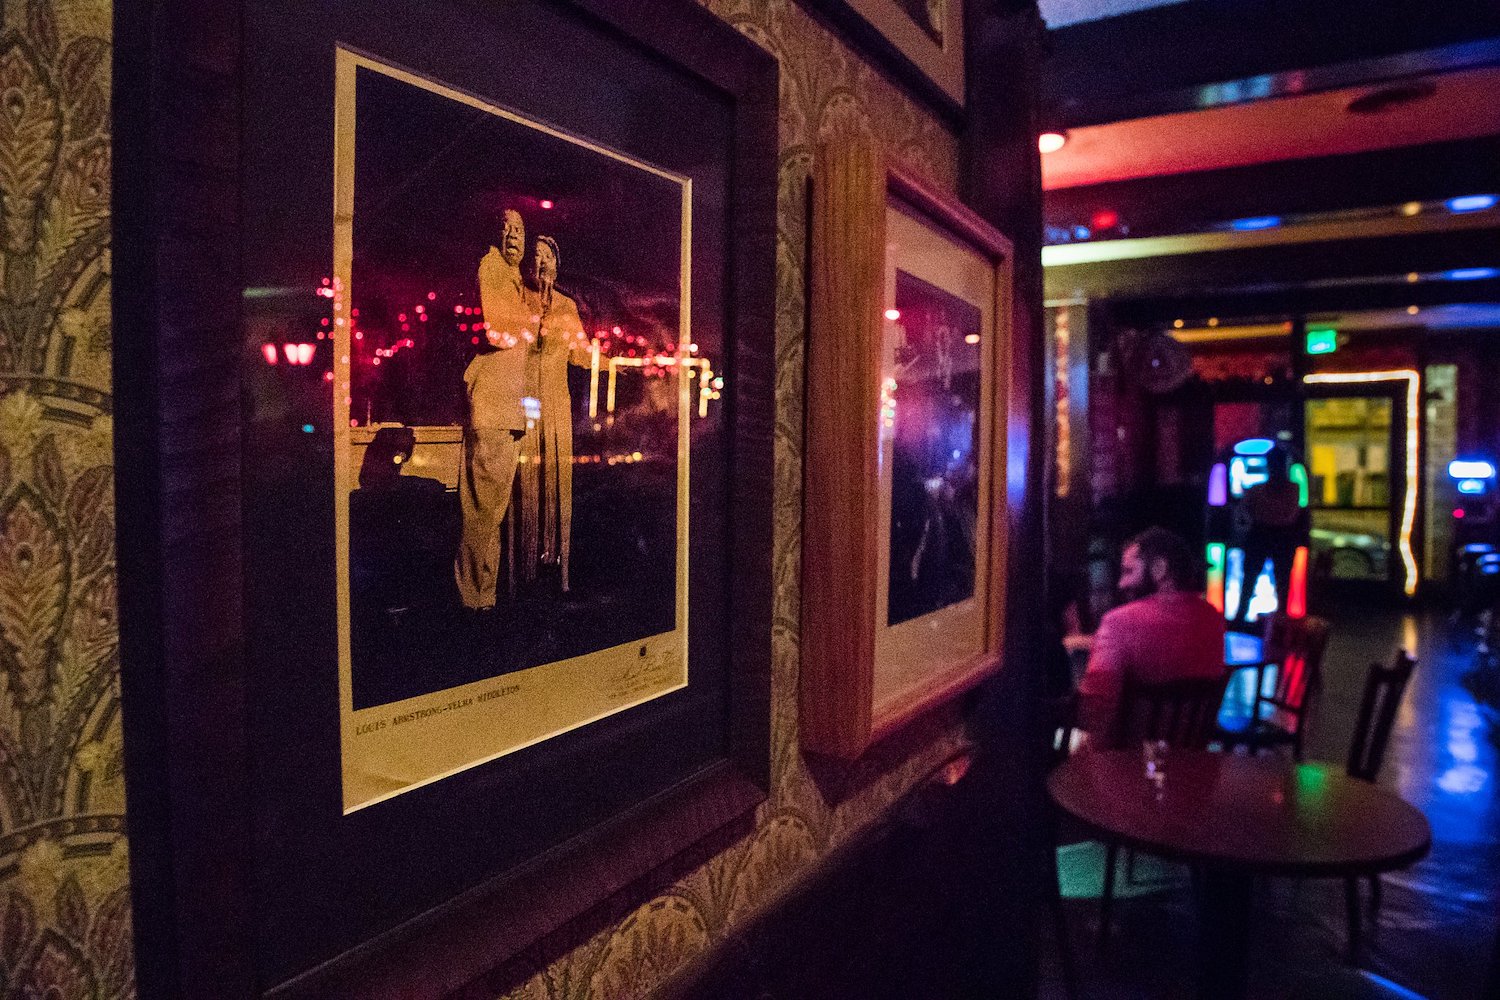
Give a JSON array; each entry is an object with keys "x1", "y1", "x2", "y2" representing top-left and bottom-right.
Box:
[{"x1": 1127, "y1": 526, "x2": 1201, "y2": 591}]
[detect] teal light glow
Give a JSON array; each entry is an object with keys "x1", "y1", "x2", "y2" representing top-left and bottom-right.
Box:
[
  {"x1": 1290, "y1": 463, "x2": 1309, "y2": 507},
  {"x1": 1305, "y1": 328, "x2": 1337, "y2": 355}
]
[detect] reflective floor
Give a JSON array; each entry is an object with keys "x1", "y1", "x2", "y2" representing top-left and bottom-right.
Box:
[{"x1": 1046, "y1": 600, "x2": 1500, "y2": 999}]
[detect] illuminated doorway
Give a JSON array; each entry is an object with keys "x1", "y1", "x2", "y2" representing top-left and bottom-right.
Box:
[{"x1": 1303, "y1": 391, "x2": 1406, "y2": 592}]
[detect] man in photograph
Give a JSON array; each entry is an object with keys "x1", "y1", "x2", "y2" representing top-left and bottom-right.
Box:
[{"x1": 455, "y1": 207, "x2": 538, "y2": 610}]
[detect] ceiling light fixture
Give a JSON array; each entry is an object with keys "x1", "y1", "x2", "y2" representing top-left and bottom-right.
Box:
[
  {"x1": 1038, "y1": 131, "x2": 1068, "y2": 154},
  {"x1": 1447, "y1": 195, "x2": 1497, "y2": 214}
]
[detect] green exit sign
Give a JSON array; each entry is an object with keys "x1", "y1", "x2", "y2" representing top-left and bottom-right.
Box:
[{"x1": 1306, "y1": 328, "x2": 1338, "y2": 355}]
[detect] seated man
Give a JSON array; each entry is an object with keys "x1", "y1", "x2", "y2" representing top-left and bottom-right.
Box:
[{"x1": 1076, "y1": 526, "x2": 1226, "y2": 748}]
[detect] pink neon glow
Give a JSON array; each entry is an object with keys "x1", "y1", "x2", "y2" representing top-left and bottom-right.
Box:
[
  {"x1": 296, "y1": 343, "x2": 314, "y2": 365},
  {"x1": 262, "y1": 343, "x2": 278, "y2": 364},
  {"x1": 540, "y1": 199, "x2": 554, "y2": 209},
  {"x1": 885, "y1": 309, "x2": 901, "y2": 321}
]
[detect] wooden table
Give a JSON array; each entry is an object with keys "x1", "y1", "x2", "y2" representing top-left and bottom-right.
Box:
[{"x1": 1048, "y1": 750, "x2": 1430, "y2": 1000}]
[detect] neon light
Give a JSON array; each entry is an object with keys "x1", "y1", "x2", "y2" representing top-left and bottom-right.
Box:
[
  {"x1": 1286, "y1": 546, "x2": 1308, "y2": 618},
  {"x1": 1449, "y1": 460, "x2": 1496, "y2": 479},
  {"x1": 1247, "y1": 560, "x2": 1279, "y2": 621},
  {"x1": 1206, "y1": 543, "x2": 1226, "y2": 612},
  {"x1": 261, "y1": 343, "x2": 279, "y2": 365},
  {"x1": 1446, "y1": 195, "x2": 1497, "y2": 213},
  {"x1": 1208, "y1": 463, "x2": 1228, "y2": 506},
  {"x1": 1304, "y1": 370, "x2": 1420, "y2": 595},
  {"x1": 1225, "y1": 548, "x2": 1245, "y2": 620},
  {"x1": 1458, "y1": 479, "x2": 1485, "y2": 495},
  {"x1": 1231, "y1": 216, "x2": 1281, "y2": 231},
  {"x1": 1229, "y1": 456, "x2": 1268, "y2": 497},
  {"x1": 1290, "y1": 463, "x2": 1309, "y2": 507},
  {"x1": 1305, "y1": 328, "x2": 1338, "y2": 354},
  {"x1": 1233, "y1": 438, "x2": 1275, "y2": 455},
  {"x1": 1444, "y1": 268, "x2": 1499, "y2": 281}
]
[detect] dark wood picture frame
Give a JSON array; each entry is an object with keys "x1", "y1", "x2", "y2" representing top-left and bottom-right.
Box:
[
  {"x1": 113, "y1": 2, "x2": 777, "y2": 997},
  {"x1": 801, "y1": 0, "x2": 966, "y2": 120},
  {"x1": 801, "y1": 139, "x2": 1011, "y2": 760}
]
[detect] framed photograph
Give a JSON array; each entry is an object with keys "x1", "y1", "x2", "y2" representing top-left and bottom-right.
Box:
[
  {"x1": 801, "y1": 139, "x2": 1010, "y2": 760},
  {"x1": 802, "y1": 0, "x2": 966, "y2": 116},
  {"x1": 115, "y1": 1, "x2": 776, "y2": 996}
]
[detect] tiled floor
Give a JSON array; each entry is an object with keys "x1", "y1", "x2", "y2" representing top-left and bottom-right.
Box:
[{"x1": 1044, "y1": 599, "x2": 1500, "y2": 999}]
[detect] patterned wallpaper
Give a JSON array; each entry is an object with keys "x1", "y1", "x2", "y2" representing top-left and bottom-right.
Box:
[
  {"x1": 0, "y1": 0, "x2": 131, "y2": 996},
  {"x1": 488, "y1": 3, "x2": 971, "y2": 998},
  {"x1": 0, "y1": 0, "x2": 972, "y2": 997}
]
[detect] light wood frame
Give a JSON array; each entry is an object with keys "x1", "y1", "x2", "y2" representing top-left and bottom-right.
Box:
[{"x1": 801, "y1": 138, "x2": 1011, "y2": 759}]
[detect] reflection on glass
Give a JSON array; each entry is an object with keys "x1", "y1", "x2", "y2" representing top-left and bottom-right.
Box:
[
  {"x1": 886, "y1": 270, "x2": 981, "y2": 626},
  {"x1": 344, "y1": 65, "x2": 692, "y2": 709}
]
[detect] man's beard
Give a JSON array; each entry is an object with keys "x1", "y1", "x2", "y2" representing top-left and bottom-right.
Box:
[{"x1": 1119, "y1": 578, "x2": 1156, "y2": 603}]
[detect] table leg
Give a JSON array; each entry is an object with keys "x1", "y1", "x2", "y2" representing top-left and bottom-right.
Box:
[{"x1": 1196, "y1": 866, "x2": 1253, "y2": 1000}]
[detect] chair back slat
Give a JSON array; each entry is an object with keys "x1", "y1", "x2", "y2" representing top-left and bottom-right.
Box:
[
  {"x1": 1260, "y1": 613, "x2": 1330, "y2": 715},
  {"x1": 1347, "y1": 649, "x2": 1417, "y2": 782},
  {"x1": 1114, "y1": 675, "x2": 1230, "y2": 750}
]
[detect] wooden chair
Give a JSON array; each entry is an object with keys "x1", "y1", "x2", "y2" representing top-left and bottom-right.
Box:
[
  {"x1": 1098, "y1": 674, "x2": 1230, "y2": 948},
  {"x1": 1342, "y1": 650, "x2": 1417, "y2": 959},
  {"x1": 1246, "y1": 613, "x2": 1331, "y2": 759}
]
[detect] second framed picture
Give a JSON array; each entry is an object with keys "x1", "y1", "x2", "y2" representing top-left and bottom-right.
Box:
[{"x1": 802, "y1": 139, "x2": 1011, "y2": 759}]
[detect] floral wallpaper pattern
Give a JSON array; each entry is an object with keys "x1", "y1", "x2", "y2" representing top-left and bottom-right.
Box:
[
  {"x1": 490, "y1": 3, "x2": 970, "y2": 998},
  {"x1": 0, "y1": 0, "x2": 130, "y2": 996}
]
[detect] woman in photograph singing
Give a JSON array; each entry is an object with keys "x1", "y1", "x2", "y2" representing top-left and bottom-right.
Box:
[{"x1": 526, "y1": 234, "x2": 591, "y2": 591}]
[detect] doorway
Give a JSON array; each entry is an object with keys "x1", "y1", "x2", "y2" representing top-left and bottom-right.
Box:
[{"x1": 1303, "y1": 389, "x2": 1406, "y2": 594}]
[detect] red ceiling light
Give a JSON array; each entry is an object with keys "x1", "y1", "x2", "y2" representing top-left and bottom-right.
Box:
[
  {"x1": 1038, "y1": 131, "x2": 1068, "y2": 154},
  {"x1": 1091, "y1": 209, "x2": 1119, "y2": 230}
]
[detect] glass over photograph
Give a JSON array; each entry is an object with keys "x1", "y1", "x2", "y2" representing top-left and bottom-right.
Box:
[
  {"x1": 333, "y1": 52, "x2": 696, "y2": 811},
  {"x1": 886, "y1": 269, "x2": 982, "y2": 626}
]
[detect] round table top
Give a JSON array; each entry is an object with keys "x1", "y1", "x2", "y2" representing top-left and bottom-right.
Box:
[{"x1": 1048, "y1": 750, "x2": 1431, "y2": 877}]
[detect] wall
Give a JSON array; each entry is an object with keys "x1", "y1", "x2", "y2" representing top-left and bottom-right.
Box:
[
  {"x1": 0, "y1": 0, "x2": 996, "y2": 997},
  {"x1": 0, "y1": 0, "x2": 131, "y2": 996},
  {"x1": 483, "y1": 2, "x2": 975, "y2": 997}
]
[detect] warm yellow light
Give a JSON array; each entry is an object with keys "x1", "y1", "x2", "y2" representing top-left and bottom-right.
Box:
[
  {"x1": 1207, "y1": 317, "x2": 1219, "y2": 327},
  {"x1": 1303, "y1": 370, "x2": 1421, "y2": 595},
  {"x1": 1406, "y1": 272, "x2": 1420, "y2": 283},
  {"x1": 1172, "y1": 319, "x2": 1184, "y2": 328},
  {"x1": 1401, "y1": 201, "x2": 1422, "y2": 217},
  {"x1": 1407, "y1": 305, "x2": 1420, "y2": 315},
  {"x1": 1038, "y1": 131, "x2": 1068, "y2": 154}
]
